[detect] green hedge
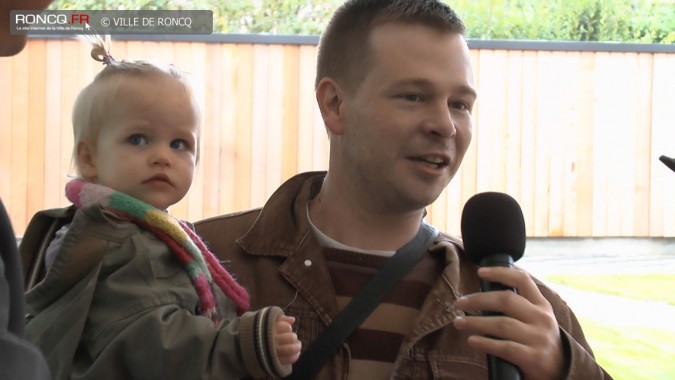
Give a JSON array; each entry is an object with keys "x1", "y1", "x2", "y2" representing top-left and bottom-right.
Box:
[
  {"x1": 50, "y1": 0, "x2": 675, "y2": 43},
  {"x1": 454, "y1": 0, "x2": 675, "y2": 43}
]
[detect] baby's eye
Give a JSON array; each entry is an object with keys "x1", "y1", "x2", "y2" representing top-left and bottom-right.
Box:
[
  {"x1": 170, "y1": 139, "x2": 188, "y2": 150},
  {"x1": 128, "y1": 134, "x2": 147, "y2": 145}
]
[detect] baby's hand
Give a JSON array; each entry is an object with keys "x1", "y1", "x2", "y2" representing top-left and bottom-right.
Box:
[{"x1": 274, "y1": 315, "x2": 301, "y2": 365}]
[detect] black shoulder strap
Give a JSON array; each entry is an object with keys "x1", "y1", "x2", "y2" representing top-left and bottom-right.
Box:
[{"x1": 287, "y1": 222, "x2": 439, "y2": 380}]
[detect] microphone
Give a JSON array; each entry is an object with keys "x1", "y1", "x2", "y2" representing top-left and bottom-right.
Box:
[
  {"x1": 660, "y1": 155, "x2": 675, "y2": 173},
  {"x1": 460, "y1": 192, "x2": 525, "y2": 380}
]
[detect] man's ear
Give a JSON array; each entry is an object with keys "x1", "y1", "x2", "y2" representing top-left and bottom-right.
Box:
[
  {"x1": 76, "y1": 141, "x2": 98, "y2": 181},
  {"x1": 316, "y1": 78, "x2": 346, "y2": 135}
]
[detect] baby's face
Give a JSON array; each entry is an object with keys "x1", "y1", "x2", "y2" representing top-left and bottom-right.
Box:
[{"x1": 86, "y1": 77, "x2": 199, "y2": 210}]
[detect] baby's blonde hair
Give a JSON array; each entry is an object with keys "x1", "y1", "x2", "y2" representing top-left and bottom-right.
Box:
[{"x1": 72, "y1": 38, "x2": 200, "y2": 175}]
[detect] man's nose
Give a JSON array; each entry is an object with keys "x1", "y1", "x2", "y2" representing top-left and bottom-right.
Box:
[{"x1": 423, "y1": 103, "x2": 457, "y2": 139}]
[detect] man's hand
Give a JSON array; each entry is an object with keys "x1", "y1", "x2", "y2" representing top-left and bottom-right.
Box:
[
  {"x1": 275, "y1": 315, "x2": 302, "y2": 365},
  {"x1": 453, "y1": 267, "x2": 566, "y2": 380}
]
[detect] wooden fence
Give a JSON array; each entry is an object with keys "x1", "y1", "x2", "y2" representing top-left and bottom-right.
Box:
[{"x1": 1, "y1": 37, "x2": 674, "y2": 237}]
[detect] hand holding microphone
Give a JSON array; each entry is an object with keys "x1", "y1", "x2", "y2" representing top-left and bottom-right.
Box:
[{"x1": 453, "y1": 192, "x2": 565, "y2": 380}]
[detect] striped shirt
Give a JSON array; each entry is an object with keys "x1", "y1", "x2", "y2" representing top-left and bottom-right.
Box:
[{"x1": 324, "y1": 247, "x2": 444, "y2": 379}]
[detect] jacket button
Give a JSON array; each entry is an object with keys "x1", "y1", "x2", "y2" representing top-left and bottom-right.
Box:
[{"x1": 304, "y1": 259, "x2": 312, "y2": 267}]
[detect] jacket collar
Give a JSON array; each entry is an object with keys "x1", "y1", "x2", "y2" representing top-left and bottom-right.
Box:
[
  {"x1": 237, "y1": 171, "x2": 326, "y2": 258},
  {"x1": 237, "y1": 171, "x2": 479, "y2": 330}
]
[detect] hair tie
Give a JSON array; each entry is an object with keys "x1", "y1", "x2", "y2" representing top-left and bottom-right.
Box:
[
  {"x1": 87, "y1": 36, "x2": 115, "y2": 65},
  {"x1": 102, "y1": 54, "x2": 115, "y2": 65}
]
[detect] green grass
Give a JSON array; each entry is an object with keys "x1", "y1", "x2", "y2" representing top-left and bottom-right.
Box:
[
  {"x1": 544, "y1": 273, "x2": 675, "y2": 379},
  {"x1": 578, "y1": 317, "x2": 675, "y2": 380},
  {"x1": 546, "y1": 274, "x2": 675, "y2": 305}
]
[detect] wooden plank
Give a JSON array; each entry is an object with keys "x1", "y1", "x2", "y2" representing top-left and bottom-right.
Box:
[
  {"x1": 532, "y1": 51, "x2": 552, "y2": 237},
  {"x1": 282, "y1": 45, "x2": 300, "y2": 182},
  {"x1": 124, "y1": 40, "x2": 146, "y2": 61},
  {"x1": 26, "y1": 40, "x2": 47, "y2": 232},
  {"x1": 558, "y1": 52, "x2": 578, "y2": 237},
  {"x1": 590, "y1": 52, "x2": 611, "y2": 236},
  {"x1": 306, "y1": 46, "x2": 329, "y2": 172},
  {"x1": 111, "y1": 38, "x2": 129, "y2": 62},
  {"x1": 650, "y1": 54, "x2": 675, "y2": 236},
  {"x1": 474, "y1": 49, "x2": 507, "y2": 193},
  {"x1": 43, "y1": 40, "x2": 63, "y2": 211},
  {"x1": 250, "y1": 44, "x2": 270, "y2": 208},
  {"x1": 518, "y1": 51, "x2": 538, "y2": 236},
  {"x1": 487, "y1": 50, "x2": 509, "y2": 193},
  {"x1": 185, "y1": 42, "x2": 207, "y2": 222},
  {"x1": 233, "y1": 44, "x2": 254, "y2": 211},
  {"x1": 59, "y1": 40, "x2": 81, "y2": 207},
  {"x1": 265, "y1": 45, "x2": 285, "y2": 199},
  {"x1": 615, "y1": 53, "x2": 637, "y2": 236},
  {"x1": 574, "y1": 52, "x2": 596, "y2": 236},
  {"x1": 218, "y1": 44, "x2": 238, "y2": 214},
  {"x1": 201, "y1": 43, "x2": 223, "y2": 219},
  {"x1": 10, "y1": 47, "x2": 29, "y2": 234},
  {"x1": 545, "y1": 51, "x2": 575, "y2": 237},
  {"x1": 594, "y1": 52, "x2": 637, "y2": 236},
  {"x1": 80, "y1": 38, "x2": 99, "y2": 87},
  {"x1": 505, "y1": 50, "x2": 523, "y2": 200},
  {"x1": 630, "y1": 53, "x2": 654, "y2": 236},
  {"x1": 297, "y1": 45, "x2": 318, "y2": 173}
]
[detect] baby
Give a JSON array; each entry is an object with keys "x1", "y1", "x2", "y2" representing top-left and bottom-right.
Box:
[{"x1": 21, "y1": 39, "x2": 301, "y2": 379}]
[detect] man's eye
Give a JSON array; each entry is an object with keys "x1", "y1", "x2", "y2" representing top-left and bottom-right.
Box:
[
  {"x1": 171, "y1": 139, "x2": 188, "y2": 150},
  {"x1": 404, "y1": 94, "x2": 423, "y2": 102},
  {"x1": 451, "y1": 102, "x2": 471, "y2": 112},
  {"x1": 128, "y1": 135, "x2": 147, "y2": 145}
]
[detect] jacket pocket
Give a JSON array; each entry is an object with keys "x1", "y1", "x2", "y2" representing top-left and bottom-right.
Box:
[
  {"x1": 283, "y1": 306, "x2": 326, "y2": 351},
  {"x1": 148, "y1": 254, "x2": 184, "y2": 279},
  {"x1": 392, "y1": 356, "x2": 487, "y2": 380},
  {"x1": 145, "y1": 239, "x2": 188, "y2": 284},
  {"x1": 431, "y1": 358, "x2": 487, "y2": 379}
]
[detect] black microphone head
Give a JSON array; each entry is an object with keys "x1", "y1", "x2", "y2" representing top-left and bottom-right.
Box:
[
  {"x1": 460, "y1": 192, "x2": 526, "y2": 265},
  {"x1": 660, "y1": 155, "x2": 675, "y2": 173}
]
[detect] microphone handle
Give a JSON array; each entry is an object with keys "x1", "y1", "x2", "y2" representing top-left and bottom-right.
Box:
[{"x1": 480, "y1": 253, "x2": 523, "y2": 380}]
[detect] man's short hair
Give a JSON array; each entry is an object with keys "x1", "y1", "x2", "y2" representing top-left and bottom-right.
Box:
[{"x1": 316, "y1": 0, "x2": 466, "y2": 92}]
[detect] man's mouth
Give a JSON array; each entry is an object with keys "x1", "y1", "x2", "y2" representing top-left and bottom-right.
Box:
[{"x1": 410, "y1": 154, "x2": 449, "y2": 169}]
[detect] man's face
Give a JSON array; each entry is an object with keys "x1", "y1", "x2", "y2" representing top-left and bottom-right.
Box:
[
  {"x1": 335, "y1": 22, "x2": 476, "y2": 213},
  {"x1": 1, "y1": 0, "x2": 54, "y2": 56}
]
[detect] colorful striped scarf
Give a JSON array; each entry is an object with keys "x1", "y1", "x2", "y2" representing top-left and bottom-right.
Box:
[{"x1": 65, "y1": 179, "x2": 250, "y2": 323}]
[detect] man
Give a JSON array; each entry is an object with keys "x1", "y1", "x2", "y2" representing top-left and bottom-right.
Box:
[
  {"x1": 0, "y1": 0, "x2": 53, "y2": 56},
  {"x1": 1, "y1": 1, "x2": 53, "y2": 379},
  {"x1": 196, "y1": 0, "x2": 611, "y2": 378}
]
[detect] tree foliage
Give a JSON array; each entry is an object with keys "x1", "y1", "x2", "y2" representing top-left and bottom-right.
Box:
[
  {"x1": 453, "y1": 0, "x2": 675, "y2": 43},
  {"x1": 49, "y1": 0, "x2": 674, "y2": 43}
]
